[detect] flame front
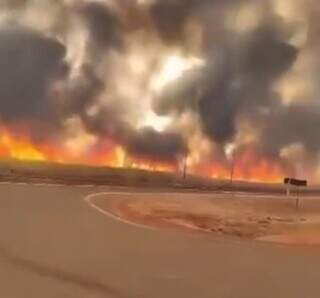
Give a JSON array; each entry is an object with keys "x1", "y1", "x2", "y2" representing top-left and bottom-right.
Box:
[
  {"x1": 0, "y1": 127, "x2": 45, "y2": 162},
  {"x1": 0, "y1": 124, "x2": 177, "y2": 171},
  {"x1": 0, "y1": 124, "x2": 284, "y2": 183}
]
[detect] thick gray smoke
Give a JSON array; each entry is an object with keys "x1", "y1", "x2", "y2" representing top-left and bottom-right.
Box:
[
  {"x1": 125, "y1": 127, "x2": 186, "y2": 162},
  {"x1": 0, "y1": 0, "x2": 319, "y2": 179},
  {"x1": 155, "y1": 21, "x2": 298, "y2": 142},
  {"x1": 0, "y1": 25, "x2": 67, "y2": 122},
  {"x1": 199, "y1": 24, "x2": 298, "y2": 143},
  {"x1": 148, "y1": 0, "x2": 199, "y2": 44},
  {"x1": 79, "y1": 1, "x2": 122, "y2": 51}
]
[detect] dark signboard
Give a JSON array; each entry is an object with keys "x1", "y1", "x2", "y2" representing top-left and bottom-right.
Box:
[{"x1": 284, "y1": 178, "x2": 307, "y2": 187}]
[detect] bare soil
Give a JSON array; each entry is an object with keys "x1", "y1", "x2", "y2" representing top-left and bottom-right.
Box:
[{"x1": 92, "y1": 192, "x2": 320, "y2": 246}]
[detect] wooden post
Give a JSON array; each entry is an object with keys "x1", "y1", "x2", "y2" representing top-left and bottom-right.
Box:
[
  {"x1": 183, "y1": 155, "x2": 187, "y2": 180},
  {"x1": 296, "y1": 186, "x2": 300, "y2": 210},
  {"x1": 286, "y1": 184, "x2": 291, "y2": 197},
  {"x1": 230, "y1": 159, "x2": 234, "y2": 185}
]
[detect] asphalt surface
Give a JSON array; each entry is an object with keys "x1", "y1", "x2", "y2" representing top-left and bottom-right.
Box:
[{"x1": 0, "y1": 183, "x2": 320, "y2": 298}]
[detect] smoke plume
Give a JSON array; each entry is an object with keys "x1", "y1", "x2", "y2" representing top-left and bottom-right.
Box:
[{"x1": 0, "y1": 0, "x2": 319, "y2": 181}]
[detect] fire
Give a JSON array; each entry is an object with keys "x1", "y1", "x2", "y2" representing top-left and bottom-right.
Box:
[
  {"x1": 195, "y1": 162, "x2": 231, "y2": 180},
  {"x1": 191, "y1": 148, "x2": 284, "y2": 183},
  {"x1": 0, "y1": 124, "x2": 178, "y2": 173},
  {"x1": 232, "y1": 149, "x2": 284, "y2": 183},
  {"x1": 0, "y1": 128, "x2": 45, "y2": 161},
  {"x1": 0, "y1": 124, "x2": 284, "y2": 182},
  {"x1": 126, "y1": 155, "x2": 177, "y2": 172}
]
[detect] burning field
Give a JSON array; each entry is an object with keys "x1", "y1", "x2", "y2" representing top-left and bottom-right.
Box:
[{"x1": 0, "y1": 1, "x2": 319, "y2": 183}]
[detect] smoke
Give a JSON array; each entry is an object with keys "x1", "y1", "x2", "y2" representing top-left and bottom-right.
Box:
[
  {"x1": 199, "y1": 23, "x2": 298, "y2": 143},
  {"x1": 260, "y1": 104, "x2": 320, "y2": 156},
  {"x1": 125, "y1": 127, "x2": 186, "y2": 162},
  {"x1": 148, "y1": 0, "x2": 199, "y2": 44},
  {"x1": 0, "y1": 0, "x2": 320, "y2": 179},
  {"x1": 0, "y1": 25, "x2": 67, "y2": 123},
  {"x1": 0, "y1": 0, "x2": 26, "y2": 9},
  {"x1": 78, "y1": 1, "x2": 122, "y2": 51}
]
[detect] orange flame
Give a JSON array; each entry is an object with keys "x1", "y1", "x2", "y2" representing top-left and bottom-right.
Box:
[
  {"x1": 193, "y1": 148, "x2": 284, "y2": 183},
  {"x1": 233, "y1": 148, "x2": 284, "y2": 183},
  {"x1": 0, "y1": 127, "x2": 45, "y2": 161},
  {"x1": 0, "y1": 124, "x2": 284, "y2": 182},
  {"x1": 0, "y1": 125, "x2": 177, "y2": 172}
]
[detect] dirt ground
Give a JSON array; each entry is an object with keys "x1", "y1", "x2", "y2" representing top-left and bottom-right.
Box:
[{"x1": 92, "y1": 192, "x2": 320, "y2": 246}]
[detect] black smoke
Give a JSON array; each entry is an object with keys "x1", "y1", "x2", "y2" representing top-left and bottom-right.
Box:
[
  {"x1": 0, "y1": 25, "x2": 67, "y2": 123},
  {"x1": 60, "y1": 64, "x2": 104, "y2": 119},
  {"x1": 78, "y1": 2, "x2": 122, "y2": 50},
  {"x1": 154, "y1": 21, "x2": 298, "y2": 144},
  {"x1": 200, "y1": 24, "x2": 298, "y2": 143},
  {"x1": 148, "y1": 0, "x2": 196, "y2": 44},
  {"x1": 148, "y1": 0, "x2": 237, "y2": 45},
  {"x1": 125, "y1": 128, "x2": 186, "y2": 162}
]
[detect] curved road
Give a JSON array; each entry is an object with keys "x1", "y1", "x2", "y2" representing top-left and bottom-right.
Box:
[{"x1": 0, "y1": 183, "x2": 319, "y2": 298}]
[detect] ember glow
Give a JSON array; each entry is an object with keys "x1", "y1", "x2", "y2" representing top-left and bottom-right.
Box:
[{"x1": 0, "y1": 0, "x2": 320, "y2": 183}]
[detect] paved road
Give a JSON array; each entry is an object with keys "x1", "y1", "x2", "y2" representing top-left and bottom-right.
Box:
[{"x1": 0, "y1": 183, "x2": 320, "y2": 298}]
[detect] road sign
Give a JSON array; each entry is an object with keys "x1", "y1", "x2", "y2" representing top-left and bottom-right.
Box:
[
  {"x1": 284, "y1": 178, "x2": 307, "y2": 210},
  {"x1": 284, "y1": 178, "x2": 307, "y2": 187}
]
